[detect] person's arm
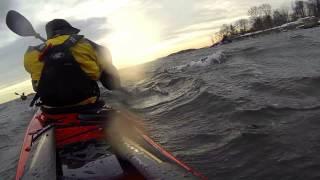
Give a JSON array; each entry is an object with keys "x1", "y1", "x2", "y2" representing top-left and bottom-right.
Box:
[
  {"x1": 99, "y1": 63, "x2": 121, "y2": 90},
  {"x1": 24, "y1": 45, "x2": 44, "y2": 92},
  {"x1": 88, "y1": 40, "x2": 121, "y2": 90},
  {"x1": 32, "y1": 80, "x2": 39, "y2": 92}
]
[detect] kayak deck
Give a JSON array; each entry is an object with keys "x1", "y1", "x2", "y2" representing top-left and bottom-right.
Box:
[
  {"x1": 59, "y1": 140, "x2": 144, "y2": 179},
  {"x1": 16, "y1": 104, "x2": 207, "y2": 180}
]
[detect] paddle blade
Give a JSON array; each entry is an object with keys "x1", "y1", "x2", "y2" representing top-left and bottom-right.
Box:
[{"x1": 6, "y1": 10, "x2": 36, "y2": 37}]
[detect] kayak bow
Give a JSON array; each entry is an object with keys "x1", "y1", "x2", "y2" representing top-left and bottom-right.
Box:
[{"x1": 16, "y1": 104, "x2": 207, "y2": 180}]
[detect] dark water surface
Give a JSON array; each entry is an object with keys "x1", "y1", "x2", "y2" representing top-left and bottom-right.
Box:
[{"x1": 1, "y1": 27, "x2": 320, "y2": 179}]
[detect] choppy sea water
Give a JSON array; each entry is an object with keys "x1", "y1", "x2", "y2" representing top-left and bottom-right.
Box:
[{"x1": 1, "y1": 27, "x2": 320, "y2": 179}]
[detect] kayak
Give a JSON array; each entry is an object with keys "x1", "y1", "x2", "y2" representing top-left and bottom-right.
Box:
[{"x1": 16, "y1": 101, "x2": 207, "y2": 180}]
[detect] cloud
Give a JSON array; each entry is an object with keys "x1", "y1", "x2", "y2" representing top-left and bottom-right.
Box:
[
  {"x1": 0, "y1": 38, "x2": 36, "y2": 86},
  {"x1": 0, "y1": 0, "x2": 12, "y2": 20},
  {"x1": 138, "y1": 0, "x2": 289, "y2": 43},
  {"x1": 131, "y1": 0, "x2": 230, "y2": 42},
  {"x1": 0, "y1": 0, "x2": 20, "y2": 45},
  {"x1": 68, "y1": 17, "x2": 111, "y2": 41}
]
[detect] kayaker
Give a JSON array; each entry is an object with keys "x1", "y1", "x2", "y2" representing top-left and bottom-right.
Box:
[
  {"x1": 24, "y1": 19, "x2": 120, "y2": 107},
  {"x1": 20, "y1": 92, "x2": 27, "y2": 101},
  {"x1": 14, "y1": 92, "x2": 27, "y2": 101}
]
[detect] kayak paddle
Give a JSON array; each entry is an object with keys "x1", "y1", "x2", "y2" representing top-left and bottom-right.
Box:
[{"x1": 6, "y1": 10, "x2": 46, "y2": 42}]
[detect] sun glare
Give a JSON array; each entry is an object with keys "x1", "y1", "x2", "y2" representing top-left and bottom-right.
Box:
[{"x1": 100, "y1": 5, "x2": 163, "y2": 68}]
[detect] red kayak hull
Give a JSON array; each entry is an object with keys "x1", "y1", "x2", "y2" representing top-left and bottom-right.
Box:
[{"x1": 16, "y1": 110, "x2": 42, "y2": 180}]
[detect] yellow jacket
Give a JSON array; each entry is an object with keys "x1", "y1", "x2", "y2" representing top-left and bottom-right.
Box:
[
  {"x1": 24, "y1": 35, "x2": 114, "y2": 89},
  {"x1": 24, "y1": 35, "x2": 119, "y2": 106}
]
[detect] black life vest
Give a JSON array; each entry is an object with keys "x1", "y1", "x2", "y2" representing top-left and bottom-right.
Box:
[{"x1": 34, "y1": 35, "x2": 100, "y2": 107}]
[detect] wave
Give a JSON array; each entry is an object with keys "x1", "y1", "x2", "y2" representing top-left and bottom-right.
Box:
[
  {"x1": 167, "y1": 51, "x2": 227, "y2": 72},
  {"x1": 248, "y1": 76, "x2": 320, "y2": 100},
  {"x1": 128, "y1": 73, "x2": 207, "y2": 112}
]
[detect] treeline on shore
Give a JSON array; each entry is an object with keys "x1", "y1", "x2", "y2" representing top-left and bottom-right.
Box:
[{"x1": 215, "y1": 0, "x2": 320, "y2": 41}]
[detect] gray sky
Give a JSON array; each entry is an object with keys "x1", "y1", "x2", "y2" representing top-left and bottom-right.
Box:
[{"x1": 0, "y1": 0, "x2": 291, "y2": 90}]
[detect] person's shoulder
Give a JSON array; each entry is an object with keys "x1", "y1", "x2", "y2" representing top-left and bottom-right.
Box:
[
  {"x1": 77, "y1": 37, "x2": 110, "y2": 57},
  {"x1": 80, "y1": 38, "x2": 102, "y2": 49},
  {"x1": 25, "y1": 43, "x2": 47, "y2": 54}
]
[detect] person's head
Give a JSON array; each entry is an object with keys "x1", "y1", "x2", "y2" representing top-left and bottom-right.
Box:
[{"x1": 45, "y1": 19, "x2": 80, "y2": 39}]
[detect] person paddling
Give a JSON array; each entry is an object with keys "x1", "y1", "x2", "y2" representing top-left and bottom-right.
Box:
[
  {"x1": 15, "y1": 92, "x2": 27, "y2": 101},
  {"x1": 24, "y1": 19, "x2": 120, "y2": 107},
  {"x1": 20, "y1": 92, "x2": 27, "y2": 101}
]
